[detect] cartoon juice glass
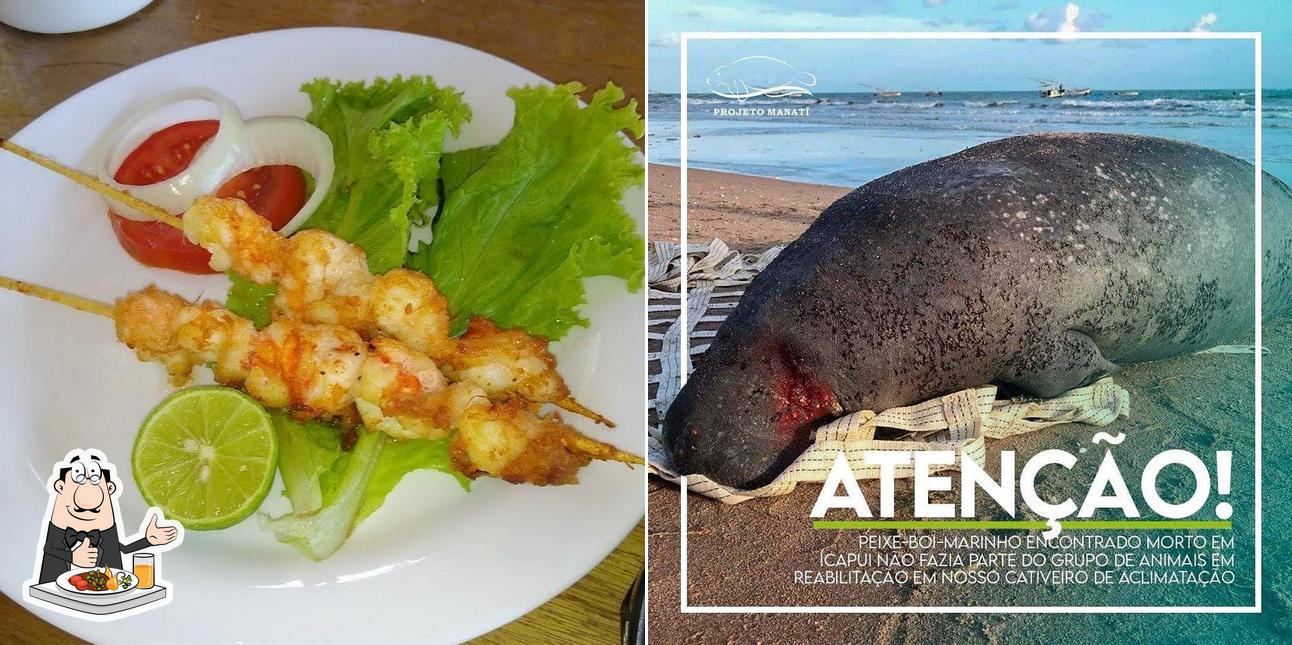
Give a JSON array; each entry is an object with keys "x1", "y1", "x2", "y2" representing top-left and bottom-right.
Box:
[{"x1": 133, "y1": 552, "x2": 155, "y2": 589}]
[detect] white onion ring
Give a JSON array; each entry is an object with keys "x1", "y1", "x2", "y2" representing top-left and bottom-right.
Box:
[{"x1": 93, "y1": 87, "x2": 333, "y2": 235}]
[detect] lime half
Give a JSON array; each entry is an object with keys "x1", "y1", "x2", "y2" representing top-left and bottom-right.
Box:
[{"x1": 132, "y1": 386, "x2": 277, "y2": 530}]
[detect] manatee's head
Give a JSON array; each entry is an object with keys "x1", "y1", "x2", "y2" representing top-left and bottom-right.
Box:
[
  {"x1": 705, "y1": 64, "x2": 735, "y2": 96},
  {"x1": 662, "y1": 337, "x2": 840, "y2": 490}
]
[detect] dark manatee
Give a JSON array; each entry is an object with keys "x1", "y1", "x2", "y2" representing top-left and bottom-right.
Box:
[{"x1": 664, "y1": 132, "x2": 1292, "y2": 490}]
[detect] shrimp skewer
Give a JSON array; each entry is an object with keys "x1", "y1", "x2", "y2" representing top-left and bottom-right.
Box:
[
  {"x1": 0, "y1": 276, "x2": 641, "y2": 486},
  {"x1": 0, "y1": 139, "x2": 611, "y2": 426},
  {"x1": 186, "y1": 197, "x2": 613, "y2": 426}
]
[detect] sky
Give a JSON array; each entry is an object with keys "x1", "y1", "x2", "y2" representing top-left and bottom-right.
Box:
[{"x1": 647, "y1": 0, "x2": 1292, "y2": 92}]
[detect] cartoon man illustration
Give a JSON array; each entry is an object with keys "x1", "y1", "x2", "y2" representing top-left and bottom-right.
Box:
[{"x1": 31, "y1": 449, "x2": 181, "y2": 585}]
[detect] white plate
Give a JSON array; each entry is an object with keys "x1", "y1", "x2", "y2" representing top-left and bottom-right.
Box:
[
  {"x1": 0, "y1": 27, "x2": 644, "y2": 643},
  {"x1": 56, "y1": 569, "x2": 136, "y2": 596}
]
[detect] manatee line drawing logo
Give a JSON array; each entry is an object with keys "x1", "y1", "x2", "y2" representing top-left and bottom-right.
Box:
[{"x1": 706, "y1": 56, "x2": 817, "y2": 102}]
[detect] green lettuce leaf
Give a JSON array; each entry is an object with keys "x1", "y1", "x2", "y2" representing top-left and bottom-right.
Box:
[
  {"x1": 262, "y1": 427, "x2": 384, "y2": 561},
  {"x1": 439, "y1": 145, "x2": 495, "y2": 196},
  {"x1": 225, "y1": 273, "x2": 276, "y2": 329},
  {"x1": 357, "y1": 436, "x2": 469, "y2": 524},
  {"x1": 298, "y1": 76, "x2": 471, "y2": 273},
  {"x1": 264, "y1": 413, "x2": 468, "y2": 561},
  {"x1": 271, "y1": 412, "x2": 342, "y2": 512},
  {"x1": 407, "y1": 82, "x2": 645, "y2": 339}
]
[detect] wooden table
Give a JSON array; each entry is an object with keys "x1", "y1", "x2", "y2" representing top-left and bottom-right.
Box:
[{"x1": 0, "y1": 1, "x2": 644, "y2": 642}]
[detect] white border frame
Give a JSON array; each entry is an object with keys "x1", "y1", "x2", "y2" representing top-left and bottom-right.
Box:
[{"x1": 677, "y1": 30, "x2": 1262, "y2": 614}]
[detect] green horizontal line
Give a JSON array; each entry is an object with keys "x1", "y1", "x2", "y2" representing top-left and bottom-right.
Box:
[{"x1": 812, "y1": 520, "x2": 1232, "y2": 530}]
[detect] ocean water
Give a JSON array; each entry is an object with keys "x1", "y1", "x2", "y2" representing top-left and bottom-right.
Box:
[{"x1": 648, "y1": 89, "x2": 1292, "y2": 187}]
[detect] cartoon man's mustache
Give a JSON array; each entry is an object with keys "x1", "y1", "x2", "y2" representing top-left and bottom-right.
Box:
[{"x1": 72, "y1": 506, "x2": 100, "y2": 514}]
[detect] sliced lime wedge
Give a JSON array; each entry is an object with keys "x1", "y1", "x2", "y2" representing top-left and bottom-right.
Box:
[{"x1": 132, "y1": 386, "x2": 277, "y2": 530}]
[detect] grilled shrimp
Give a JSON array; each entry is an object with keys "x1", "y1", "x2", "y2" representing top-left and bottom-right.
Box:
[
  {"x1": 356, "y1": 337, "x2": 462, "y2": 440},
  {"x1": 182, "y1": 196, "x2": 285, "y2": 284},
  {"x1": 243, "y1": 321, "x2": 366, "y2": 421},
  {"x1": 170, "y1": 301, "x2": 257, "y2": 385},
  {"x1": 443, "y1": 318, "x2": 567, "y2": 404},
  {"x1": 114, "y1": 286, "x2": 198, "y2": 384},
  {"x1": 275, "y1": 229, "x2": 374, "y2": 332},
  {"x1": 370, "y1": 268, "x2": 455, "y2": 360},
  {"x1": 452, "y1": 398, "x2": 592, "y2": 486},
  {"x1": 115, "y1": 286, "x2": 256, "y2": 386}
]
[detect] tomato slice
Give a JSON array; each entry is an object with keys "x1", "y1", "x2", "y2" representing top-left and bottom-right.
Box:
[
  {"x1": 110, "y1": 216, "x2": 218, "y2": 274},
  {"x1": 108, "y1": 120, "x2": 307, "y2": 274},
  {"x1": 114, "y1": 119, "x2": 218, "y2": 184},
  {"x1": 215, "y1": 164, "x2": 307, "y2": 228}
]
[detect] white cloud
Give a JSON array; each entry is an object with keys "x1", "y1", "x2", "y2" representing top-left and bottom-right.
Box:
[
  {"x1": 1024, "y1": 2, "x2": 1106, "y2": 36},
  {"x1": 1191, "y1": 12, "x2": 1217, "y2": 32},
  {"x1": 649, "y1": 31, "x2": 680, "y2": 48},
  {"x1": 924, "y1": 0, "x2": 947, "y2": 7},
  {"x1": 1058, "y1": 3, "x2": 1080, "y2": 33}
]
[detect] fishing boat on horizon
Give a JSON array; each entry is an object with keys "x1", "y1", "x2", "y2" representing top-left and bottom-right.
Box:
[
  {"x1": 1032, "y1": 77, "x2": 1091, "y2": 98},
  {"x1": 862, "y1": 83, "x2": 901, "y2": 98},
  {"x1": 1033, "y1": 78, "x2": 1063, "y2": 98}
]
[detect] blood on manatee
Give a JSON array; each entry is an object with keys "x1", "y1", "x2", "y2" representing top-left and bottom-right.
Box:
[{"x1": 765, "y1": 343, "x2": 839, "y2": 444}]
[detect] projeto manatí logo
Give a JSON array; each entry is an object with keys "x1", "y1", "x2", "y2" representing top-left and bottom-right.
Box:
[{"x1": 706, "y1": 56, "x2": 817, "y2": 102}]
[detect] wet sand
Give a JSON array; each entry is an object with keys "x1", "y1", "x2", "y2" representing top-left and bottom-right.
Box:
[{"x1": 647, "y1": 165, "x2": 1291, "y2": 642}]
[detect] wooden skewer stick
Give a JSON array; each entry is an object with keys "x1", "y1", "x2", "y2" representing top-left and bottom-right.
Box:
[
  {"x1": 0, "y1": 138, "x2": 183, "y2": 230},
  {"x1": 555, "y1": 397, "x2": 616, "y2": 428},
  {"x1": 0, "y1": 275, "x2": 114, "y2": 318},
  {"x1": 561, "y1": 433, "x2": 644, "y2": 467}
]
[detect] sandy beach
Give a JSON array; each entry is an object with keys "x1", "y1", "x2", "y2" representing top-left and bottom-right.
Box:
[
  {"x1": 647, "y1": 165, "x2": 1290, "y2": 642},
  {"x1": 647, "y1": 164, "x2": 850, "y2": 250}
]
